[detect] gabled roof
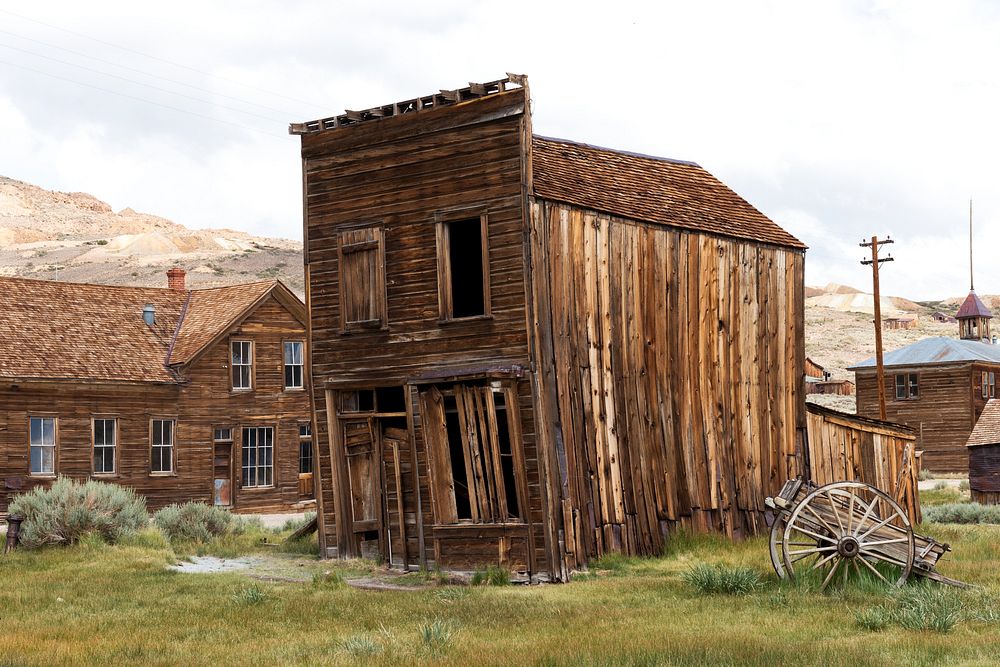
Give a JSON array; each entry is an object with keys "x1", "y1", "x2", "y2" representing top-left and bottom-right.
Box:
[
  {"x1": 967, "y1": 399, "x2": 1000, "y2": 447},
  {"x1": 956, "y1": 290, "x2": 992, "y2": 319},
  {"x1": 531, "y1": 136, "x2": 806, "y2": 250},
  {"x1": 0, "y1": 277, "x2": 302, "y2": 384},
  {"x1": 849, "y1": 336, "x2": 1000, "y2": 371}
]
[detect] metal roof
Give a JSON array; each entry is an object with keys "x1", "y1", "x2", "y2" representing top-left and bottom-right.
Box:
[
  {"x1": 956, "y1": 290, "x2": 993, "y2": 319},
  {"x1": 849, "y1": 336, "x2": 1000, "y2": 371}
]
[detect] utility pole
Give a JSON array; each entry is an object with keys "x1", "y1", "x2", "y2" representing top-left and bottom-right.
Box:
[{"x1": 861, "y1": 236, "x2": 894, "y2": 420}]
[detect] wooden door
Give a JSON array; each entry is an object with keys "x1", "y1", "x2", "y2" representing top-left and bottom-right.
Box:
[
  {"x1": 343, "y1": 419, "x2": 383, "y2": 558},
  {"x1": 213, "y1": 430, "x2": 234, "y2": 507},
  {"x1": 382, "y1": 426, "x2": 409, "y2": 567}
]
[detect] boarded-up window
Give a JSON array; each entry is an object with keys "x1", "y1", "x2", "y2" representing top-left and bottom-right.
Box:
[
  {"x1": 339, "y1": 227, "x2": 385, "y2": 330},
  {"x1": 420, "y1": 382, "x2": 524, "y2": 524},
  {"x1": 436, "y1": 214, "x2": 490, "y2": 320}
]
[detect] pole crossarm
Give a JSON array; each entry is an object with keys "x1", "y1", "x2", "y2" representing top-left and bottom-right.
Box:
[{"x1": 860, "y1": 235, "x2": 894, "y2": 421}]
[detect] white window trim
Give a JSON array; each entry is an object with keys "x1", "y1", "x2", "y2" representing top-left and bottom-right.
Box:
[
  {"x1": 29, "y1": 416, "x2": 57, "y2": 476},
  {"x1": 151, "y1": 418, "x2": 175, "y2": 474},
  {"x1": 284, "y1": 341, "x2": 305, "y2": 390},
  {"x1": 231, "y1": 340, "x2": 254, "y2": 391},
  {"x1": 93, "y1": 417, "x2": 117, "y2": 475}
]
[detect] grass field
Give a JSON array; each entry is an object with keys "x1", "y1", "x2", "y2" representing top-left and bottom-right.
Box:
[{"x1": 2, "y1": 508, "x2": 1000, "y2": 666}]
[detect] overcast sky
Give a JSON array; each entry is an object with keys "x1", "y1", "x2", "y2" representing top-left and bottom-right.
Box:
[{"x1": 1, "y1": 1, "x2": 998, "y2": 299}]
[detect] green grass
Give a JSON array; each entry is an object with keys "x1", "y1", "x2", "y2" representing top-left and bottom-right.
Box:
[{"x1": 3, "y1": 524, "x2": 1000, "y2": 665}]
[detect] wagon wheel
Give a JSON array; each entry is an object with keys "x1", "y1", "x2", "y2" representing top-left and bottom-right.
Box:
[
  {"x1": 769, "y1": 516, "x2": 791, "y2": 579},
  {"x1": 781, "y1": 481, "x2": 914, "y2": 589}
]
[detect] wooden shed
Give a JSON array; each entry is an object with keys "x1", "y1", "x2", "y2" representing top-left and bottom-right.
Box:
[
  {"x1": 293, "y1": 75, "x2": 807, "y2": 581},
  {"x1": 967, "y1": 399, "x2": 1000, "y2": 504},
  {"x1": 805, "y1": 403, "x2": 921, "y2": 524}
]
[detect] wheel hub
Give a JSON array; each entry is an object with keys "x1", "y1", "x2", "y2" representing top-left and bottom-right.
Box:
[{"x1": 837, "y1": 535, "x2": 861, "y2": 558}]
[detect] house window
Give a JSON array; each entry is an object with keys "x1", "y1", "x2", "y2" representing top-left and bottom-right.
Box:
[
  {"x1": 982, "y1": 371, "x2": 996, "y2": 399},
  {"x1": 299, "y1": 424, "x2": 313, "y2": 474},
  {"x1": 420, "y1": 382, "x2": 523, "y2": 524},
  {"x1": 284, "y1": 341, "x2": 304, "y2": 389},
  {"x1": 93, "y1": 418, "x2": 116, "y2": 474},
  {"x1": 894, "y1": 373, "x2": 918, "y2": 400},
  {"x1": 231, "y1": 340, "x2": 253, "y2": 390},
  {"x1": 338, "y1": 227, "x2": 385, "y2": 330},
  {"x1": 151, "y1": 419, "x2": 174, "y2": 473},
  {"x1": 29, "y1": 416, "x2": 56, "y2": 475},
  {"x1": 242, "y1": 426, "x2": 274, "y2": 488},
  {"x1": 436, "y1": 214, "x2": 490, "y2": 320}
]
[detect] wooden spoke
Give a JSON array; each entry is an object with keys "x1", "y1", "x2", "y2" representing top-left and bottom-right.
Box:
[
  {"x1": 846, "y1": 488, "x2": 856, "y2": 534},
  {"x1": 820, "y1": 557, "x2": 841, "y2": 590},
  {"x1": 802, "y1": 504, "x2": 839, "y2": 538},
  {"x1": 857, "y1": 514, "x2": 896, "y2": 542},
  {"x1": 856, "y1": 554, "x2": 889, "y2": 583},
  {"x1": 787, "y1": 545, "x2": 836, "y2": 557},
  {"x1": 852, "y1": 495, "x2": 879, "y2": 537},
  {"x1": 810, "y1": 551, "x2": 838, "y2": 570},
  {"x1": 826, "y1": 492, "x2": 845, "y2": 534},
  {"x1": 861, "y1": 537, "x2": 909, "y2": 548},
  {"x1": 787, "y1": 521, "x2": 838, "y2": 545}
]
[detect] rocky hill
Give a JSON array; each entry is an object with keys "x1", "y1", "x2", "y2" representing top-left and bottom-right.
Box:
[{"x1": 0, "y1": 176, "x2": 304, "y2": 294}]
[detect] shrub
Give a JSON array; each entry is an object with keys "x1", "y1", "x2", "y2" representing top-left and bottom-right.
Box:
[
  {"x1": 419, "y1": 619, "x2": 453, "y2": 656},
  {"x1": 153, "y1": 502, "x2": 236, "y2": 542},
  {"x1": 918, "y1": 469, "x2": 931, "y2": 481},
  {"x1": 924, "y1": 502, "x2": 1000, "y2": 525},
  {"x1": 854, "y1": 606, "x2": 893, "y2": 631},
  {"x1": 231, "y1": 584, "x2": 268, "y2": 607},
  {"x1": 471, "y1": 564, "x2": 510, "y2": 586},
  {"x1": 893, "y1": 586, "x2": 962, "y2": 633},
  {"x1": 682, "y1": 563, "x2": 761, "y2": 596},
  {"x1": 933, "y1": 481, "x2": 948, "y2": 491},
  {"x1": 8, "y1": 477, "x2": 148, "y2": 548},
  {"x1": 959, "y1": 480, "x2": 971, "y2": 492},
  {"x1": 340, "y1": 635, "x2": 381, "y2": 656}
]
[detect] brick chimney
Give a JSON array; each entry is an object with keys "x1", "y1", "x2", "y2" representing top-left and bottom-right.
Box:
[{"x1": 167, "y1": 267, "x2": 186, "y2": 290}]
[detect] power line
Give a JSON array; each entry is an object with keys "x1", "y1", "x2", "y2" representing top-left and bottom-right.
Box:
[
  {"x1": 0, "y1": 7, "x2": 331, "y2": 112},
  {"x1": 0, "y1": 27, "x2": 304, "y2": 118},
  {"x1": 0, "y1": 58, "x2": 287, "y2": 140},
  {"x1": 0, "y1": 41, "x2": 288, "y2": 123}
]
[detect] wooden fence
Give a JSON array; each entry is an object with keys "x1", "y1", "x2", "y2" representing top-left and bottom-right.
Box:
[{"x1": 805, "y1": 402, "x2": 921, "y2": 525}]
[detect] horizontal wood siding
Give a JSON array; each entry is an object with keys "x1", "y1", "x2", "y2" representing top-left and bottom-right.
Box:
[
  {"x1": 0, "y1": 295, "x2": 311, "y2": 514},
  {"x1": 855, "y1": 364, "x2": 987, "y2": 472},
  {"x1": 303, "y1": 90, "x2": 541, "y2": 569},
  {"x1": 529, "y1": 199, "x2": 806, "y2": 567},
  {"x1": 970, "y1": 444, "x2": 1000, "y2": 503}
]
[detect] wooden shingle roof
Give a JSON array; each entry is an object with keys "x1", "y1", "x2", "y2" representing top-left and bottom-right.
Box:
[
  {"x1": 0, "y1": 277, "x2": 296, "y2": 384},
  {"x1": 531, "y1": 136, "x2": 806, "y2": 249},
  {"x1": 967, "y1": 399, "x2": 1000, "y2": 447}
]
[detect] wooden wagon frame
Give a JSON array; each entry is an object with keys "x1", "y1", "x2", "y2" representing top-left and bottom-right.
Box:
[{"x1": 765, "y1": 478, "x2": 968, "y2": 588}]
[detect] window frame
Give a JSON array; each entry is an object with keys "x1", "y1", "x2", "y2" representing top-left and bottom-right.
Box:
[
  {"x1": 241, "y1": 425, "x2": 275, "y2": 489},
  {"x1": 981, "y1": 370, "x2": 996, "y2": 399},
  {"x1": 435, "y1": 210, "x2": 491, "y2": 323},
  {"x1": 894, "y1": 373, "x2": 919, "y2": 401},
  {"x1": 28, "y1": 415, "x2": 58, "y2": 477},
  {"x1": 421, "y1": 381, "x2": 526, "y2": 526},
  {"x1": 337, "y1": 225, "x2": 387, "y2": 332},
  {"x1": 150, "y1": 417, "x2": 176, "y2": 475},
  {"x1": 230, "y1": 339, "x2": 254, "y2": 391},
  {"x1": 92, "y1": 416, "x2": 118, "y2": 476},
  {"x1": 283, "y1": 340, "x2": 305, "y2": 391},
  {"x1": 298, "y1": 423, "x2": 313, "y2": 475}
]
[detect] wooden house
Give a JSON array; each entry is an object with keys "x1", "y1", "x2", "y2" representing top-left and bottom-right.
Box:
[
  {"x1": 0, "y1": 271, "x2": 315, "y2": 514},
  {"x1": 851, "y1": 291, "x2": 1000, "y2": 472},
  {"x1": 966, "y1": 398, "x2": 1000, "y2": 504},
  {"x1": 292, "y1": 75, "x2": 807, "y2": 581},
  {"x1": 883, "y1": 316, "x2": 917, "y2": 331}
]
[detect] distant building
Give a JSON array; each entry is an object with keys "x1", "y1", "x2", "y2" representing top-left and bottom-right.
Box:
[
  {"x1": 932, "y1": 311, "x2": 958, "y2": 324},
  {"x1": 0, "y1": 271, "x2": 315, "y2": 514},
  {"x1": 883, "y1": 316, "x2": 918, "y2": 330},
  {"x1": 967, "y1": 399, "x2": 1000, "y2": 504},
  {"x1": 851, "y1": 290, "x2": 999, "y2": 472}
]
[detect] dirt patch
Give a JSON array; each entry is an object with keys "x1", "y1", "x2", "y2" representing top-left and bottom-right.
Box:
[{"x1": 169, "y1": 556, "x2": 262, "y2": 574}]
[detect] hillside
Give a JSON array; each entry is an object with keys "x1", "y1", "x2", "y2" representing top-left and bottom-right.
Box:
[{"x1": 0, "y1": 176, "x2": 304, "y2": 294}]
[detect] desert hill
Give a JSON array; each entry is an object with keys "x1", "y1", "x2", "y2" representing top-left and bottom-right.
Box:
[{"x1": 0, "y1": 176, "x2": 303, "y2": 294}]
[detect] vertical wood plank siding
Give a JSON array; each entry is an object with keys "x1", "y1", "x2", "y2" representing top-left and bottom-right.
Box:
[
  {"x1": 528, "y1": 200, "x2": 806, "y2": 570},
  {"x1": 805, "y1": 404, "x2": 921, "y2": 524}
]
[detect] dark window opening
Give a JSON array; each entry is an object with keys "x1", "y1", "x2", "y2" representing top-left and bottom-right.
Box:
[
  {"x1": 341, "y1": 390, "x2": 375, "y2": 413},
  {"x1": 375, "y1": 386, "x2": 406, "y2": 413},
  {"x1": 443, "y1": 394, "x2": 473, "y2": 520},
  {"x1": 494, "y1": 392, "x2": 519, "y2": 519},
  {"x1": 442, "y1": 218, "x2": 487, "y2": 318}
]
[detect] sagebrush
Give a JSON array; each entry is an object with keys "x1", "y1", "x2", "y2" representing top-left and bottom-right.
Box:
[
  {"x1": 153, "y1": 502, "x2": 243, "y2": 542},
  {"x1": 924, "y1": 502, "x2": 1000, "y2": 525},
  {"x1": 8, "y1": 477, "x2": 148, "y2": 548}
]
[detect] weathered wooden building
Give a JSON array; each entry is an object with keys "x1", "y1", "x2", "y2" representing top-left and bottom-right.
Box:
[
  {"x1": 0, "y1": 271, "x2": 315, "y2": 514},
  {"x1": 293, "y1": 75, "x2": 807, "y2": 581},
  {"x1": 967, "y1": 399, "x2": 1000, "y2": 504},
  {"x1": 851, "y1": 293, "x2": 1000, "y2": 472}
]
